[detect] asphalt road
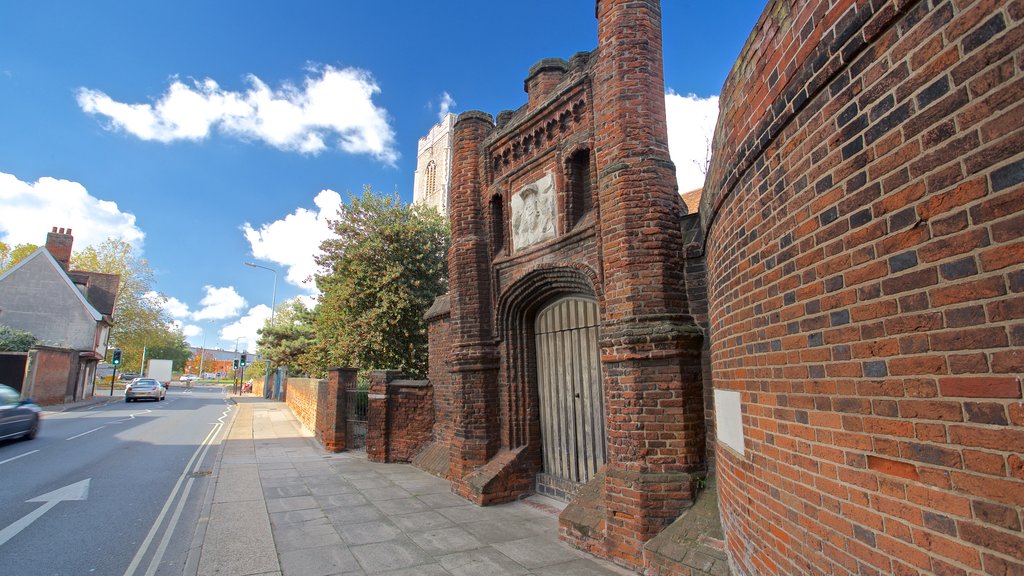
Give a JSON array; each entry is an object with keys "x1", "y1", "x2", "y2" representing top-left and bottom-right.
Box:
[{"x1": 0, "y1": 385, "x2": 231, "y2": 576}]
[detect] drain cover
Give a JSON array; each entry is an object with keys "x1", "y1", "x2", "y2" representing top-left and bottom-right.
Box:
[{"x1": 189, "y1": 470, "x2": 212, "y2": 478}]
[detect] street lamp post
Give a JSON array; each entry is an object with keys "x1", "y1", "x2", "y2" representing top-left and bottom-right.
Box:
[{"x1": 244, "y1": 262, "x2": 278, "y2": 398}]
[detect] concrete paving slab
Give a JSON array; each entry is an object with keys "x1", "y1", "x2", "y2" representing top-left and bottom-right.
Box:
[
  {"x1": 316, "y1": 492, "x2": 370, "y2": 509},
  {"x1": 390, "y1": 510, "x2": 456, "y2": 532},
  {"x1": 199, "y1": 500, "x2": 279, "y2": 576},
  {"x1": 327, "y1": 503, "x2": 386, "y2": 526},
  {"x1": 214, "y1": 464, "x2": 264, "y2": 503},
  {"x1": 407, "y1": 526, "x2": 484, "y2": 556},
  {"x1": 278, "y1": 544, "x2": 361, "y2": 576},
  {"x1": 264, "y1": 484, "x2": 312, "y2": 498},
  {"x1": 259, "y1": 467, "x2": 300, "y2": 479},
  {"x1": 438, "y1": 548, "x2": 529, "y2": 576},
  {"x1": 491, "y1": 535, "x2": 584, "y2": 569},
  {"x1": 360, "y1": 486, "x2": 414, "y2": 501},
  {"x1": 377, "y1": 564, "x2": 450, "y2": 576},
  {"x1": 269, "y1": 508, "x2": 330, "y2": 528},
  {"x1": 374, "y1": 496, "x2": 431, "y2": 515},
  {"x1": 533, "y1": 558, "x2": 632, "y2": 575},
  {"x1": 415, "y1": 492, "x2": 471, "y2": 509},
  {"x1": 335, "y1": 519, "x2": 404, "y2": 546},
  {"x1": 308, "y1": 480, "x2": 359, "y2": 496},
  {"x1": 459, "y1": 518, "x2": 552, "y2": 544},
  {"x1": 273, "y1": 522, "x2": 344, "y2": 553},
  {"x1": 349, "y1": 536, "x2": 433, "y2": 573},
  {"x1": 348, "y1": 475, "x2": 394, "y2": 490},
  {"x1": 266, "y1": 495, "x2": 319, "y2": 513}
]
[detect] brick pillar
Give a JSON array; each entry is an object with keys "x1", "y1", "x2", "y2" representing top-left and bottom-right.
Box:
[
  {"x1": 366, "y1": 370, "x2": 401, "y2": 462},
  {"x1": 316, "y1": 367, "x2": 356, "y2": 452},
  {"x1": 592, "y1": 0, "x2": 704, "y2": 568},
  {"x1": 446, "y1": 111, "x2": 502, "y2": 483}
]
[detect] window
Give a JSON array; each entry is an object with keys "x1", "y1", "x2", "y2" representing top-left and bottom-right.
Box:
[
  {"x1": 490, "y1": 194, "x2": 505, "y2": 257},
  {"x1": 566, "y1": 149, "x2": 593, "y2": 227}
]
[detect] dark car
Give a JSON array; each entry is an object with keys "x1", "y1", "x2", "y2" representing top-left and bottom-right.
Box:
[
  {"x1": 125, "y1": 378, "x2": 166, "y2": 402},
  {"x1": 0, "y1": 384, "x2": 41, "y2": 441}
]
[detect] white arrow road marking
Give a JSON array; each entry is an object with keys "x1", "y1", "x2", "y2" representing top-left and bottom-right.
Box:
[
  {"x1": 0, "y1": 479, "x2": 90, "y2": 547},
  {"x1": 0, "y1": 450, "x2": 38, "y2": 466}
]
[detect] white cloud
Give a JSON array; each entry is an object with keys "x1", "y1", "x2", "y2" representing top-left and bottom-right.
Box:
[
  {"x1": 242, "y1": 189, "x2": 339, "y2": 290},
  {"x1": 162, "y1": 295, "x2": 192, "y2": 318},
  {"x1": 178, "y1": 323, "x2": 201, "y2": 338},
  {"x1": 219, "y1": 304, "x2": 272, "y2": 353},
  {"x1": 193, "y1": 286, "x2": 247, "y2": 321},
  {"x1": 77, "y1": 66, "x2": 398, "y2": 163},
  {"x1": 665, "y1": 91, "x2": 719, "y2": 194},
  {"x1": 0, "y1": 172, "x2": 144, "y2": 249},
  {"x1": 438, "y1": 92, "x2": 455, "y2": 121},
  {"x1": 145, "y1": 291, "x2": 192, "y2": 319}
]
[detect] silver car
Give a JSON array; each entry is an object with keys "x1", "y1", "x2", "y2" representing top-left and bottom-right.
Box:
[
  {"x1": 125, "y1": 378, "x2": 166, "y2": 402},
  {"x1": 0, "y1": 384, "x2": 41, "y2": 440}
]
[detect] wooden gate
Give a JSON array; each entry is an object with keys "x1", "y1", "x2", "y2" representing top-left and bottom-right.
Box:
[{"x1": 535, "y1": 296, "x2": 606, "y2": 487}]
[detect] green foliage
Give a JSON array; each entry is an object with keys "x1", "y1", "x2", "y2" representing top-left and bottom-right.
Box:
[
  {"x1": 0, "y1": 325, "x2": 38, "y2": 352},
  {"x1": 312, "y1": 186, "x2": 449, "y2": 378},
  {"x1": 72, "y1": 238, "x2": 190, "y2": 370},
  {"x1": 256, "y1": 298, "x2": 318, "y2": 376},
  {"x1": 0, "y1": 242, "x2": 39, "y2": 274}
]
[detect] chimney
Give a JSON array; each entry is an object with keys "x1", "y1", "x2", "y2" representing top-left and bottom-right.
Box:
[{"x1": 45, "y1": 227, "x2": 74, "y2": 271}]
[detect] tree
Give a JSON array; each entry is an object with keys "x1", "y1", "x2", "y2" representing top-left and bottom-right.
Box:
[
  {"x1": 312, "y1": 187, "x2": 449, "y2": 378},
  {"x1": 0, "y1": 242, "x2": 39, "y2": 273},
  {"x1": 0, "y1": 325, "x2": 38, "y2": 352},
  {"x1": 256, "y1": 298, "x2": 318, "y2": 377},
  {"x1": 71, "y1": 239, "x2": 189, "y2": 370}
]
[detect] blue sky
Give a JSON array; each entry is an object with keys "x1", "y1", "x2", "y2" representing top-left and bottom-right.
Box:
[{"x1": 0, "y1": 1, "x2": 766, "y2": 351}]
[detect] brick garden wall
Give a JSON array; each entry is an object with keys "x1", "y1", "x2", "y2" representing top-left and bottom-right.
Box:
[
  {"x1": 425, "y1": 295, "x2": 453, "y2": 451},
  {"x1": 366, "y1": 370, "x2": 434, "y2": 463},
  {"x1": 703, "y1": 0, "x2": 1024, "y2": 574},
  {"x1": 28, "y1": 347, "x2": 77, "y2": 405},
  {"x1": 283, "y1": 377, "x2": 320, "y2": 433}
]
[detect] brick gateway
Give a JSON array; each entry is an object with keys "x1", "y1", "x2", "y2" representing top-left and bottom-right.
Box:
[{"x1": 315, "y1": 1, "x2": 1023, "y2": 574}]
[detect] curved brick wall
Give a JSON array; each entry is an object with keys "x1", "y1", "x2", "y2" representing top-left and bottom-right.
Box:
[{"x1": 704, "y1": 1, "x2": 1024, "y2": 574}]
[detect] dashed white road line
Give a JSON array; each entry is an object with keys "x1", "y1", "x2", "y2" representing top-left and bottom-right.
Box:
[
  {"x1": 0, "y1": 450, "x2": 39, "y2": 466},
  {"x1": 65, "y1": 427, "x2": 104, "y2": 441}
]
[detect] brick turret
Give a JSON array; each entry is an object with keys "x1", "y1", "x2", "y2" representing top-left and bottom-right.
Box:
[
  {"x1": 446, "y1": 111, "x2": 502, "y2": 486},
  {"x1": 592, "y1": 0, "x2": 704, "y2": 567},
  {"x1": 525, "y1": 58, "x2": 569, "y2": 109}
]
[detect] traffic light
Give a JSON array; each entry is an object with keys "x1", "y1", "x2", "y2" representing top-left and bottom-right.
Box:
[
  {"x1": 111, "y1": 349, "x2": 122, "y2": 366},
  {"x1": 240, "y1": 353, "x2": 247, "y2": 367},
  {"x1": 233, "y1": 359, "x2": 239, "y2": 371}
]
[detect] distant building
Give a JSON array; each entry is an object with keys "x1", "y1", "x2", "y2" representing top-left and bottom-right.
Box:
[
  {"x1": 184, "y1": 347, "x2": 241, "y2": 378},
  {"x1": 412, "y1": 113, "x2": 455, "y2": 215}
]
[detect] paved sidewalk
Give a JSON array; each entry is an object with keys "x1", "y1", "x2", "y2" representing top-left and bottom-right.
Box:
[{"x1": 192, "y1": 396, "x2": 633, "y2": 576}]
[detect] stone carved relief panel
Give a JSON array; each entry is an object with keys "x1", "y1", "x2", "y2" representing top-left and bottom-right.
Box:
[{"x1": 511, "y1": 173, "x2": 556, "y2": 252}]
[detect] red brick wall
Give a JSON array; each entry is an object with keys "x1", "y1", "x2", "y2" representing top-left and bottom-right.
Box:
[
  {"x1": 426, "y1": 297, "x2": 454, "y2": 451},
  {"x1": 704, "y1": 1, "x2": 1024, "y2": 574},
  {"x1": 366, "y1": 370, "x2": 433, "y2": 462},
  {"x1": 284, "y1": 377, "x2": 320, "y2": 433},
  {"x1": 29, "y1": 347, "x2": 77, "y2": 405},
  {"x1": 386, "y1": 381, "x2": 434, "y2": 462}
]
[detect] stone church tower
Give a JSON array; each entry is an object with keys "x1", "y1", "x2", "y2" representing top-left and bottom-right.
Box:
[{"x1": 412, "y1": 113, "x2": 455, "y2": 215}]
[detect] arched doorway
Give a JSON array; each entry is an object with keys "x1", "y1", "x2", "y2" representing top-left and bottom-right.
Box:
[{"x1": 534, "y1": 296, "x2": 606, "y2": 490}]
